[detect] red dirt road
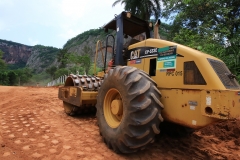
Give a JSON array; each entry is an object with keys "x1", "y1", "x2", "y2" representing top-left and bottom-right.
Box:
[{"x1": 0, "y1": 86, "x2": 240, "y2": 160}]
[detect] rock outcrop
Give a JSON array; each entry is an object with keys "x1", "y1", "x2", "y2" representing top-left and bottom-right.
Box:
[
  {"x1": 0, "y1": 40, "x2": 59, "y2": 73},
  {"x1": 26, "y1": 45, "x2": 59, "y2": 73},
  {"x1": 0, "y1": 40, "x2": 32, "y2": 65},
  {"x1": 0, "y1": 29, "x2": 115, "y2": 73}
]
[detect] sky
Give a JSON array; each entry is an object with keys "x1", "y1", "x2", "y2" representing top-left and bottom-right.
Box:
[{"x1": 0, "y1": 0, "x2": 124, "y2": 48}]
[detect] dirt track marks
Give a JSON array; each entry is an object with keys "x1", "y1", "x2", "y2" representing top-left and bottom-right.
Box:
[
  {"x1": 1, "y1": 108, "x2": 61, "y2": 159},
  {"x1": 0, "y1": 87, "x2": 119, "y2": 160},
  {"x1": 1, "y1": 86, "x2": 240, "y2": 160}
]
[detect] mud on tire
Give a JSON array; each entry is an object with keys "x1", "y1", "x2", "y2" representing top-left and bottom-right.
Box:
[{"x1": 96, "y1": 66, "x2": 164, "y2": 153}]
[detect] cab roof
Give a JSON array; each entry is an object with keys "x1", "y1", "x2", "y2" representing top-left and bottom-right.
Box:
[{"x1": 103, "y1": 12, "x2": 151, "y2": 38}]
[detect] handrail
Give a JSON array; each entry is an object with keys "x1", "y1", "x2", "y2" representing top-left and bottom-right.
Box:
[
  {"x1": 94, "y1": 40, "x2": 105, "y2": 75},
  {"x1": 104, "y1": 34, "x2": 115, "y2": 73}
]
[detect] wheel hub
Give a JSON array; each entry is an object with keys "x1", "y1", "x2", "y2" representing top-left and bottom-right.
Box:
[
  {"x1": 111, "y1": 100, "x2": 123, "y2": 115},
  {"x1": 104, "y1": 88, "x2": 123, "y2": 128}
]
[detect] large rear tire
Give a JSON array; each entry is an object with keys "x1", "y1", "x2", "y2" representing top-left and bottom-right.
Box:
[{"x1": 96, "y1": 66, "x2": 164, "y2": 153}]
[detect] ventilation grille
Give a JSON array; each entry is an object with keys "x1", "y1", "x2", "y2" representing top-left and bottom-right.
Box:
[
  {"x1": 184, "y1": 61, "x2": 206, "y2": 85},
  {"x1": 208, "y1": 59, "x2": 240, "y2": 89}
]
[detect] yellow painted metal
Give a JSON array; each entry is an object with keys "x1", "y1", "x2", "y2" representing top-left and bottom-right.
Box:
[
  {"x1": 81, "y1": 91, "x2": 98, "y2": 100},
  {"x1": 80, "y1": 90, "x2": 98, "y2": 106},
  {"x1": 126, "y1": 38, "x2": 240, "y2": 128},
  {"x1": 103, "y1": 88, "x2": 123, "y2": 128},
  {"x1": 96, "y1": 71, "x2": 105, "y2": 77},
  {"x1": 59, "y1": 86, "x2": 97, "y2": 107},
  {"x1": 142, "y1": 57, "x2": 151, "y2": 74},
  {"x1": 158, "y1": 88, "x2": 240, "y2": 129},
  {"x1": 111, "y1": 100, "x2": 123, "y2": 115},
  {"x1": 200, "y1": 90, "x2": 240, "y2": 119},
  {"x1": 159, "y1": 89, "x2": 218, "y2": 129},
  {"x1": 129, "y1": 38, "x2": 225, "y2": 90},
  {"x1": 69, "y1": 87, "x2": 77, "y2": 97}
]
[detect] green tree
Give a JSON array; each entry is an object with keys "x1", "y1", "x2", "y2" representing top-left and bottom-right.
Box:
[
  {"x1": 57, "y1": 49, "x2": 69, "y2": 68},
  {"x1": 68, "y1": 53, "x2": 91, "y2": 74},
  {"x1": 0, "y1": 68, "x2": 32, "y2": 86},
  {"x1": 163, "y1": 0, "x2": 240, "y2": 42},
  {"x1": 158, "y1": 22, "x2": 172, "y2": 40},
  {"x1": 162, "y1": 0, "x2": 240, "y2": 80},
  {"x1": 0, "y1": 50, "x2": 34, "y2": 85},
  {"x1": 67, "y1": 45, "x2": 92, "y2": 74},
  {"x1": 0, "y1": 71, "x2": 9, "y2": 85},
  {"x1": 0, "y1": 49, "x2": 6, "y2": 70},
  {"x1": 46, "y1": 66, "x2": 57, "y2": 80},
  {"x1": 54, "y1": 68, "x2": 69, "y2": 78},
  {"x1": 16, "y1": 68, "x2": 33, "y2": 85},
  {"x1": 88, "y1": 63, "x2": 102, "y2": 75},
  {"x1": 81, "y1": 45, "x2": 92, "y2": 74},
  {"x1": 7, "y1": 70, "x2": 18, "y2": 85},
  {"x1": 112, "y1": 0, "x2": 161, "y2": 20},
  {"x1": 173, "y1": 29, "x2": 225, "y2": 54}
]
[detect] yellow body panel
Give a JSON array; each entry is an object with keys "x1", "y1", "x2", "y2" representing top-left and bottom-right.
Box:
[
  {"x1": 127, "y1": 39, "x2": 240, "y2": 129},
  {"x1": 129, "y1": 39, "x2": 225, "y2": 90},
  {"x1": 200, "y1": 90, "x2": 240, "y2": 119},
  {"x1": 159, "y1": 89, "x2": 240, "y2": 129},
  {"x1": 160, "y1": 89, "x2": 218, "y2": 129}
]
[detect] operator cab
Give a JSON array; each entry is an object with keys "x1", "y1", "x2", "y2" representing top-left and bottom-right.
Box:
[{"x1": 103, "y1": 11, "x2": 154, "y2": 66}]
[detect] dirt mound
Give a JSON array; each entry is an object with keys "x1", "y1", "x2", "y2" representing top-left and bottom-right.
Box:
[{"x1": 200, "y1": 119, "x2": 240, "y2": 145}]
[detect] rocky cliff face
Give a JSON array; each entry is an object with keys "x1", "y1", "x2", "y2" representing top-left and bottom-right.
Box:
[
  {"x1": 0, "y1": 29, "x2": 114, "y2": 73},
  {"x1": 0, "y1": 40, "x2": 32, "y2": 65},
  {"x1": 65, "y1": 29, "x2": 118, "y2": 69},
  {"x1": 0, "y1": 40, "x2": 59, "y2": 73},
  {"x1": 67, "y1": 35, "x2": 113, "y2": 68},
  {"x1": 26, "y1": 45, "x2": 59, "y2": 73}
]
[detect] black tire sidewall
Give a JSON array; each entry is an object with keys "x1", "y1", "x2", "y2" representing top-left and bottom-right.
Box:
[
  {"x1": 96, "y1": 66, "x2": 163, "y2": 153},
  {"x1": 97, "y1": 70, "x2": 131, "y2": 144}
]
